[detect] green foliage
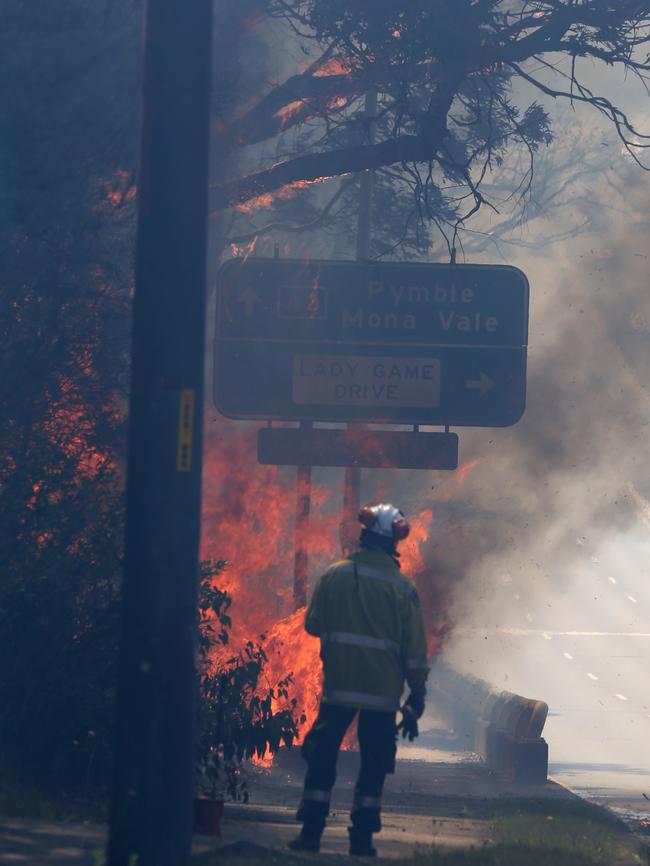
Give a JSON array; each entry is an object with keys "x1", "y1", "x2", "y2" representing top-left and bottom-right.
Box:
[
  {"x1": 199, "y1": 559, "x2": 233, "y2": 654},
  {"x1": 193, "y1": 843, "x2": 636, "y2": 866},
  {"x1": 196, "y1": 561, "x2": 300, "y2": 801},
  {"x1": 485, "y1": 797, "x2": 637, "y2": 865},
  {"x1": 299, "y1": 0, "x2": 498, "y2": 65}
]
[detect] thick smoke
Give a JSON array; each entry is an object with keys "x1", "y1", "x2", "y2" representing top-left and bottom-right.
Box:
[
  {"x1": 205, "y1": 13, "x2": 650, "y2": 676},
  {"x1": 440, "y1": 123, "x2": 650, "y2": 636}
]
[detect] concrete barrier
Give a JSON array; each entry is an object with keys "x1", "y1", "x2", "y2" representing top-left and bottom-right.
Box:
[{"x1": 428, "y1": 660, "x2": 549, "y2": 784}]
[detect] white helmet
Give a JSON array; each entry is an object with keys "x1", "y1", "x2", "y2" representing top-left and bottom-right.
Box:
[{"x1": 358, "y1": 503, "x2": 410, "y2": 542}]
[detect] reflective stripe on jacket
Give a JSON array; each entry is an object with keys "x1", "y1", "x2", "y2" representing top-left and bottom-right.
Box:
[{"x1": 305, "y1": 549, "x2": 429, "y2": 711}]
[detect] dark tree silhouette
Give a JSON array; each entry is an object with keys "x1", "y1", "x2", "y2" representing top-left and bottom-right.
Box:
[{"x1": 213, "y1": 0, "x2": 650, "y2": 254}]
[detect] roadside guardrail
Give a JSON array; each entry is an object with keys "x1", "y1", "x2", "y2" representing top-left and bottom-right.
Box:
[{"x1": 428, "y1": 659, "x2": 549, "y2": 784}]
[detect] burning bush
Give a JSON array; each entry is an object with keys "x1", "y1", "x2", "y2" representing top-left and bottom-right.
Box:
[{"x1": 196, "y1": 560, "x2": 303, "y2": 800}]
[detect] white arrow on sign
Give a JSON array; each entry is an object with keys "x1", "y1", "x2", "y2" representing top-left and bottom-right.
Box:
[
  {"x1": 238, "y1": 286, "x2": 263, "y2": 317},
  {"x1": 465, "y1": 372, "x2": 494, "y2": 396}
]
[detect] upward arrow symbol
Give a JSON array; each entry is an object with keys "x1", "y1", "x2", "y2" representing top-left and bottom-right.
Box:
[
  {"x1": 465, "y1": 372, "x2": 494, "y2": 397},
  {"x1": 238, "y1": 286, "x2": 263, "y2": 317}
]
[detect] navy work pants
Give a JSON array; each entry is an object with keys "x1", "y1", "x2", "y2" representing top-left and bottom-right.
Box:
[{"x1": 297, "y1": 702, "x2": 397, "y2": 836}]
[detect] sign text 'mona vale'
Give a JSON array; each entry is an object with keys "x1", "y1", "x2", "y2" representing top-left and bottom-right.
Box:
[{"x1": 342, "y1": 278, "x2": 499, "y2": 338}]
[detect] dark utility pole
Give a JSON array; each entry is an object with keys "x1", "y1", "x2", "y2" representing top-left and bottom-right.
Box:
[{"x1": 108, "y1": 3, "x2": 213, "y2": 865}]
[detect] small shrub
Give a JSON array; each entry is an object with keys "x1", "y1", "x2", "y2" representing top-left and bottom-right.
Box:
[{"x1": 195, "y1": 560, "x2": 300, "y2": 801}]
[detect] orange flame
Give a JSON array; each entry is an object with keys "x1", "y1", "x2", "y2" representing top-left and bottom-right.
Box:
[
  {"x1": 457, "y1": 457, "x2": 481, "y2": 483},
  {"x1": 313, "y1": 57, "x2": 352, "y2": 77},
  {"x1": 275, "y1": 100, "x2": 309, "y2": 131},
  {"x1": 274, "y1": 95, "x2": 348, "y2": 135},
  {"x1": 234, "y1": 177, "x2": 333, "y2": 214},
  {"x1": 97, "y1": 170, "x2": 136, "y2": 211},
  {"x1": 201, "y1": 420, "x2": 451, "y2": 746},
  {"x1": 230, "y1": 236, "x2": 259, "y2": 262}
]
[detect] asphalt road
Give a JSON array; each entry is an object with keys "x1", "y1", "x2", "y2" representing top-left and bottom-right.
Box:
[{"x1": 440, "y1": 524, "x2": 650, "y2": 820}]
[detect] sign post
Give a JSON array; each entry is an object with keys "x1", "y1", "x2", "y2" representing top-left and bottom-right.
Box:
[
  {"x1": 293, "y1": 422, "x2": 312, "y2": 609},
  {"x1": 341, "y1": 88, "x2": 378, "y2": 554}
]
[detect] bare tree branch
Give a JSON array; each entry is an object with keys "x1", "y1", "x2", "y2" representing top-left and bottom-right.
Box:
[{"x1": 212, "y1": 74, "x2": 461, "y2": 211}]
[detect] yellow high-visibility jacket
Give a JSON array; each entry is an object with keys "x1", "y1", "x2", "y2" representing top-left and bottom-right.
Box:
[{"x1": 305, "y1": 548, "x2": 429, "y2": 712}]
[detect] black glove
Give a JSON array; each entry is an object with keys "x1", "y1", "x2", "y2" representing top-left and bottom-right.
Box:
[
  {"x1": 397, "y1": 705, "x2": 419, "y2": 741},
  {"x1": 404, "y1": 688, "x2": 425, "y2": 719}
]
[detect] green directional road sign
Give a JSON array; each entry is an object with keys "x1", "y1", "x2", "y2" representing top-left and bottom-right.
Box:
[{"x1": 214, "y1": 258, "x2": 529, "y2": 427}]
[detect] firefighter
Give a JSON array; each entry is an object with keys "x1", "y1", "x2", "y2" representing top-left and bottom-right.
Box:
[{"x1": 289, "y1": 503, "x2": 429, "y2": 857}]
